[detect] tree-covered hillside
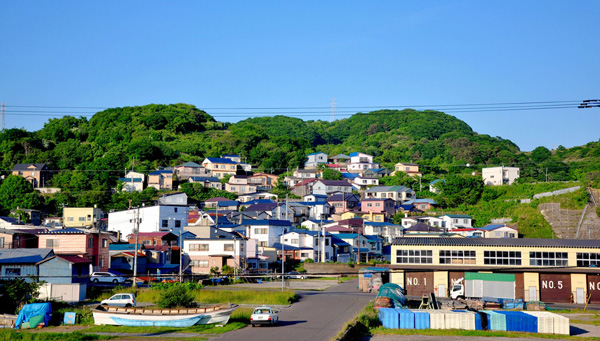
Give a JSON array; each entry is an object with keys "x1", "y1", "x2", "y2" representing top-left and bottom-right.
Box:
[{"x1": 0, "y1": 103, "x2": 599, "y2": 217}]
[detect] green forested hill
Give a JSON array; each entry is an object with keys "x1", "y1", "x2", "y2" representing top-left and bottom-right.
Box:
[{"x1": 0, "y1": 103, "x2": 599, "y2": 216}]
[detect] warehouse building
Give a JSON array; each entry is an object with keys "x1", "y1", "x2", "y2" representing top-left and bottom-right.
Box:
[{"x1": 389, "y1": 237, "x2": 600, "y2": 304}]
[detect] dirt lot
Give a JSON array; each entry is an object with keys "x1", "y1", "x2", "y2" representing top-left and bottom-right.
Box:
[{"x1": 225, "y1": 278, "x2": 341, "y2": 291}]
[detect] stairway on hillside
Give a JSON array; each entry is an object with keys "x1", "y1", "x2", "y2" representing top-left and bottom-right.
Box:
[{"x1": 539, "y1": 201, "x2": 600, "y2": 239}]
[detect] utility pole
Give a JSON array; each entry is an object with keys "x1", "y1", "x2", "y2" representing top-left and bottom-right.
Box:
[
  {"x1": 133, "y1": 207, "x2": 140, "y2": 288},
  {"x1": 331, "y1": 97, "x2": 336, "y2": 122},
  {"x1": 0, "y1": 102, "x2": 5, "y2": 131}
]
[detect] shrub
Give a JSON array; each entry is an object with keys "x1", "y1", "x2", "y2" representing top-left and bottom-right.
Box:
[{"x1": 157, "y1": 284, "x2": 195, "y2": 308}]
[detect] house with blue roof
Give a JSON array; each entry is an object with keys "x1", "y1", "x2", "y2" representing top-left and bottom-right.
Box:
[
  {"x1": 148, "y1": 169, "x2": 173, "y2": 190},
  {"x1": 304, "y1": 152, "x2": 328, "y2": 168},
  {"x1": 189, "y1": 176, "x2": 222, "y2": 190},
  {"x1": 0, "y1": 248, "x2": 54, "y2": 282},
  {"x1": 279, "y1": 229, "x2": 334, "y2": 262},
  {"x1": 479, "y1": 224, "x2": 518, "y2": 238},
  {"x1": 364, "y1": 168, "x2": 392, "y2": 178},
  {"x1": 429, "y1": 179, "x2": 445, "y2": 193},
  {"x1": 347, "y1": 152, "x2": 380, "y2": 174},
  {"x1": 333, "y1": 233, "x2": 379, "y2": 263},
  {"x1": 301, "y1": 219, "x2": 335, "y2": 231},
  {"x1": 330, "y1": 235, "x2": 352, "y2": 262},
  {"x1": 201, "y1": 157, "x2": 239, "y2": 179},
  {"x1": 363, "y1": 221, "x2": 403, "y2": 243}
]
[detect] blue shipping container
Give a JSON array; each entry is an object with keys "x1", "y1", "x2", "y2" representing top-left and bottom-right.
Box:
[{"x1": 396, "y1": 309, "x2": 415, "y2": 329}]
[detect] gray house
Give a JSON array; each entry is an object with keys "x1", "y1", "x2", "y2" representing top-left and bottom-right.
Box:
[{"x1": 0, "y1": 248, "x2": 54, "y2": 282}]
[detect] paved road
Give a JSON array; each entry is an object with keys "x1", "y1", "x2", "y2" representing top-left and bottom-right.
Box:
[{"x1": 214, "y1": 278, "x2": 376, "y2": 341}]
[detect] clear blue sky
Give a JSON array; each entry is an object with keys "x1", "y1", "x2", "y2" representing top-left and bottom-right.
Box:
[{"x1": 1, "y1": 1, "x2": 598, "y2": 151}]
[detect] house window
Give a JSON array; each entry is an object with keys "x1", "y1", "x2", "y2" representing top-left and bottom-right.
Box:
[
  {"x1": 5, "y1": 268, "x2": 21, "y2": 276},
  {"x1": 255, "y1": 228, "x2": 268, "y2": 234},
  {"x1": 190, "y1": 243, "x2": 209, "y2": 251},
  {"x1": 484, "y1": 250, "x2": 522, "y2": 265},
  {"x1": 240, "y1": 243, "x2": 244, "y2": 252},
  {"x1": 99, "y1": 256, "x2": 104, "y2": 268},
  {"x1": 0, "y1": 237, "x2": 4, "y2": 248},
  {"x1": 79, "y1": 217, "x2": 86, "y2": 222},
  {"x1": 259, "y1": 241, "x2": 268, "y2": 247},
  {"x1": 529, "y1": 251, "x2": 568, "y2": 267},
  {"x1": 102, "y1": 239, "x2": 108, "y2": 248},
  {"x1": 67, "y1": 217, "x2": 74, "y2": 222},
  {"x1": 46, "y1": 239, "x2": 58, "y2": 247},
  {"x1": 174, "y1": 208, "x2": 178, "y2": 213},
  {"x1": 162, "y1": 220, "x2": 169, "y2": 228},
  {"x1": 193, "y1": 260, "x2": 209, "y2": 267},
  {"x1": 301, "y1": 252, "x2": 310, "y2": 258},
  {"x1": 224, "y1": 244, "x2": 234, "y2": 251},
  {"x1": 88, "y1": 238, "x2": 93, "y2": 248},
  {"x1": 175, "y1": 220, "x2": 181, "y2": 228}
]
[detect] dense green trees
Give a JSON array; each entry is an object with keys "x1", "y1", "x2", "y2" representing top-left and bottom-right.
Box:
[
  {"x1": 0, "y1": 175, "x2": 42, "y2": 215},
  {"x1": 435, "y1": 175, "x2": 484, "y2": 208}
]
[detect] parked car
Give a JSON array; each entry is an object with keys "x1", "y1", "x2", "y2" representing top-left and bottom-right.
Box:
[
  {"x1": 250, "y1": 306, "x2": 278, "y2": 327},
  {"x1": 277, "y1": 271, "x2": 307, "y2": 279},
  {"x1": 90, "y1": 272, "x2": 128, "y2": 284},
  {"x1": 100, "y1": 293, "x2": 136, "y2": 308}
]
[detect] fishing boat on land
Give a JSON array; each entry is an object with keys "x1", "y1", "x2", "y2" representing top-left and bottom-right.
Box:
[{"x1": 92, "y1": 303, "x2": 239, "y2": 327}]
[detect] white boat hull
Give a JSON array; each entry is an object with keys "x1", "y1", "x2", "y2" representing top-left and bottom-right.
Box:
[{"x1": 93, "y1": 304, "x2": 239, "y2": 326}]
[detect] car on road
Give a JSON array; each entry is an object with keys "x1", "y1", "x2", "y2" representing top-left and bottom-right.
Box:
[
  {"x1": 250, "y1": 306, "x2": 278, "y2": 327},
  {"x1": 100, "y1": 293, "x2": 136, "y2": 307},
  {"x1": 90, "y1": 272, "x2": 128, "y2": 284}
]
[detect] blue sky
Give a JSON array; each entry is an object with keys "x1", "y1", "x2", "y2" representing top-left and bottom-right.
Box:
[{"x1": 1, "y1": 1, "x2": 598, "y2": 151}]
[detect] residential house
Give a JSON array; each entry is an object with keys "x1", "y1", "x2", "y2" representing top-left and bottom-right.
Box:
[
  {"x1": 293, "y1": 169, "x2": 318, "y2": 179},
  {"x1": 10, "y1": 208, "x2": 42, "y2": 225},
  {"x1": 452, "y1": 228, "x2": 484, "y2": 238},
  {"x1": 119, "y1": 171, "x2": 145, "y2": 192},
  {"x1": 283, "y1": 175, "x2": 304, "y2": 188},
  {"x1": 158, "y1": 192, "x2": 188, "y2": 206},
  {"x1": 202, "y1": 157, "x2": 239, "y2": 179},
  {"x1": 107, "y1": 205, "x2": 188, "y2": 241},
  {"x1": 148, "y1": 169, "x2": 173, "y2": 190},
  {"x1": 329, "y1": 154, "x2": 350, "y2": 166},
  {"x1": 11, "y1": 163, "x2": 51, "y2": 188},
  {"x1": 333, "y1": 233, "x2": 375, "y2": 263},
  {"x1": 0, "y1": 228, "x2": 39, "y2": 249},
  {"x1": 327, "y1": 218, "x2": 364, "y2": 234},
  {"x1": 363, "y1": 221, "x2": 403, "y2": 244},
  {"x1": 479, "y1": 224, "x2": 519, "y2": 238},
  {"x1": 330, "y1": 235, "x2": 351, "y2": 262},
  {"x1": 173, "y1": 162, "x2": 209, "y2": 180},
  {"x1": 364, "y1": 168, "x2": 392, "y2": 178},
  {"x1": 352, "y1": 176, "x2": 379, "y2": 190},
  {"x1": 429, "y1": 179, "x2": 445, "y2": 193},
  {"x1": 303, "y1": 194, "x2": 328, "y2": 202},
  {"x1": 361, "y1": 198, "x2": 396, "y2": 219},
  {"x1": 364, "y1": 185, "x2": 415, "y2": 203},
  {"x1": 185, "y1": 232, "x2": 247, "y2": 274},
  {"x1": 110, "y1": 249, "x2": 147, "y2": 274},
  {"x1": 144, "y1": 244, "x2": 178, "y2": 275},
  {"x1": 325, "y1": 164, "x2": 344, "y2": 172},
  {"x1": 292, "y1": 179, "x2": 317, "y2": 197},
  {"x1": 301, "y1": 219, "x2": 335, "y2": 231},
  {"x1": 225, "y1": 175, "x2": 258, "y2": 194},
  {"x1": 247, "y1": 172, "x2": 278, "y2": 192},
  {"x1": 0, "y1": 248, "x2": 54, "y2": 282},
  {"x1": 63, "y1": 207, "x2": 103, "y2": 229},
  {"x1": 235, "y1": 219, "x2": 291, "y2": 250},
  {"x1": 403, "y1": 223, "x2": 443, "y2": 236},
  {"x1": 38, "y1": 255, "x2": 91, "y2": 284},
  {"x1": 0, "y1": 216, "x2": 24, "y2": 229},
  {"x1": 189, "y1": 176, "x2": 222, "y2": 190},
  {"x1": 238, "y1": 192, "x2": 278, "y2": 203},
  {"x1": 401, "y1": 216, "x2": 444, "y2": 229},
  {"x1": 37, "y1": 228, "x2": 111, "y2": 271},
  {"x1": 127, "y1": 232, "x2": 178, "y2": 247},
  {"x1": 279, "y1": 230, "x2": 333, "y2": 262},
  {"x1": 410, "y1": 198, "x2": 437, "y2": 211},
  {"x1": 203, "y1": 197, "x2": 239, "y2": 210},
  {"x1": 327, "y1": 193, "x2": 360, "y2": 214},
  {"x1": 392, "y1": 162, "x2": 422, "y2": 177},
  {"x1": 482, "y1": 166, "x2": 520, "y2": 186},
  {"x1": 312, "y1": 180, "x2": 353, "y2": 196},
  {"x1": 221, "y1": 154, "x2": 242, "y2": 163},
  {"x1": 304, "y1": 152, "x2": 328, "y2": 168},
  {"x1": 440, "y1": 214, "x2": 473, "y2": 231},
  {"x1": 347, "y1": 152, "x2": 380, "y2": 174}
]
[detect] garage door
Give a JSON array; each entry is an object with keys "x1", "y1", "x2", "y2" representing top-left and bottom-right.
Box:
[
  {"x1": 405, "y1": 272, "x2": 434, "y2": 297},
  {"x1": 587, "y1": 274, "x2": 600, "y2": 303},
  {"x1": 540, "y1": 274, "x2": 571, "y2": 303}
]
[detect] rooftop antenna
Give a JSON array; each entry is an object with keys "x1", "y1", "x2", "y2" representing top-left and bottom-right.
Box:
[{"x1": 331, "y1": 97, "x2": 336, "y2": 122}]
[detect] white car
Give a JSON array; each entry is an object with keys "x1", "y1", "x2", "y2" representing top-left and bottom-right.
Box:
[
  {"x1": 250, "y1": 306, "x2": 279, "y2": 327},
  {"x1": 90, "y1": 272, "x2": 128, "y2": 284},
  {"x1": 100, "y1": 293, "x2": 136, "y2": 308}
]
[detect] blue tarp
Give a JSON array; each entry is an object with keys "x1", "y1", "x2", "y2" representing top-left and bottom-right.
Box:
[{"x1": 15, "y1": 303, "x2": 52, "y2": 329}]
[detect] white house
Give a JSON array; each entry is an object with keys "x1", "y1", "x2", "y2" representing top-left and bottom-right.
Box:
[
  {"x1": 108, "y1": 205, "x2": 189, "y2": 241},
  {"x1": 440, "y1": 214, "x2": 473, "y2": 231},
  {"x1": 235, "y1": 220, "x2": 292, "y2": 250},
  {"x1": 119, "y1": 171, "x2": 145, "y2": 192},
  {"x1": 185, "y1": 232, "x2": 247, "y2": 274},
  {"x1": 281, "y1": 230, "x2": 334, "y2": 262},
  {"x1": 311, "y1": 180, "x2": 353, "y2": 196},
  {"x1": 347, "y1": 152, "x2": 380, "y2": 173},
  {"x1": 352, "y1": 176, "x2": 379, "y2": 190},
  {"x1": 363, "y1": 221, "x2": 403, "y2": 244},
  {"x1": 401, "y1": 216, "x2": 444, "y2": 229},
  {"x1": 158, "y1": 192, "x2": 188, "y2": 206},
  {"x1": 364, "y1": 185, "x2": 415, "y2": 203},
  {"x1": 304, "y1": 152, "x2": 328, "y2": 168},
  {"x1": 482, "y1": 166, "x2": 520, "y2": 186},
  {"x1": 479, "y1": 224, "x2": 519, "y2": 238}
]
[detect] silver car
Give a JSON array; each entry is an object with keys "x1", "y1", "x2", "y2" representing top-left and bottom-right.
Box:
[
  {"x1": 100, "y1": 293, "x2": 136, "y2": 308},
  {"x1": 90, "y1": 272, "x2": 127, "y2": 284}
]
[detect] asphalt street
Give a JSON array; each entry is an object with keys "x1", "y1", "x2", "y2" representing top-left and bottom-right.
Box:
[{"x1": 214, "y1": 278, "x2": 376, "y2": 341}]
